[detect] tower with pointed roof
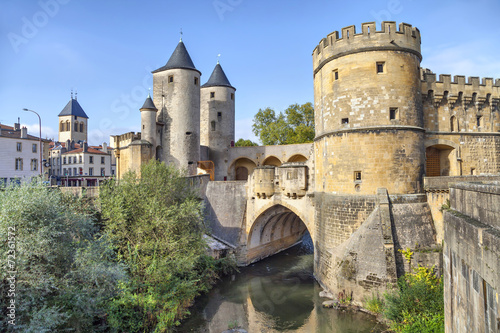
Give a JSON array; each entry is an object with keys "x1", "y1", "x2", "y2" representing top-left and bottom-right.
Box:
[
  {"x1": 58, "y1": 95, "x2": 89, "y2": 143},
  {"x1": 152, "y1": 39, "x2": 201, "y2": 175},
  {"x1": 200, "y1": 61, "x2": 236, "y2": 180},
  {"x1": 140, "y1": 93, "x2": 158, "y2": 153}
]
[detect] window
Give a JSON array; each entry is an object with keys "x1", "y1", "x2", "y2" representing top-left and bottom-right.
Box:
[
  {"x1": 63, "y1": 168, "x2": 67, "y2": 176},
  {"x1": 217, "y1": 112, "x2": 222, "y2": 122},
  {"x1": 101, "y1": 168, "x2": 105, "y2": 176},
  {"x1": 73, "y1": 157, "x2": 77, "y2": 163},
  {"x1": 32, "y1": 144, "x2": 37, "y2": 153},
  {"x1": 471, "y1": 168, "x2": 476, "y2": 175},
  {"x1": 210, "y1": 92, "x2": 215, "y2": 98},
  {"x1": 52, "y1": 158, "x2": 55, "y2": 165},
  {"x1": 15, "y1": 158, "x2": 23, "y2": 171},
  {"x1": 80, "y1": 123, "x2": 83, "y2": 132},
  {"x1": 74, "y1": 122, "x2": 78, "y2": 132},
  {"x1": 476, "y1": 116, "x2": 482, "y2": 127},
  {"x1": 101, "y1": 156, "x2": 105, "y2": 164},
  {"x1": 16, "y1": 142, "x2": 22, "y2": 152},
  {"x1": 63, "y1": 157, "x2": 66, "y2": 164},
  {"x1": 194, "y1": 77, "x2": 198, "y2": 85},
  {"x1": 376, "y1": 62, "x2": 385, "y2": 74},
  {"x1": 211, "y1": 121, "x2": 216, "y2": 131},
  {"x1": 68, "y1": 168, "x2": 72, "y2": 176},
  {"x1": 60, "y1": 122, "x2": 64, "y2": 131},
  {"x1": 333, "y1": 69, "x2": 339, "y2": 80},
  {"x1": 79, "y1": 156, "x2": 82, "y2": 163},
  {"x1": 89, "y1": 156, "x2": 94, "y2": 164},
  {"x1": 89, "y1": 167, "x2": 93, "y2": 176},
  {"x1": 341, "y1": 118, "x2": 349, "y2": 125},
  {"x1": 231, "y1": 93, "x2": 234, "y2": 100},
  {"x1": 66, "y1": 121, "x2": 70, "y2": 131},
  {"x1": 354, "y1": 171, "x2": 362, "y2": 181},
  {"x1": 68, "y1": 157, "x2": 71, "y2": 164},
  {"x1": 390, "y1": 107, "x2": 399, "y2": 120},
  {"x1": 168, "y1": 75, "x2": 174, "y2": 83},
  {"x1": 73, "y1": 167, "x2": 77, "y2": 175}
]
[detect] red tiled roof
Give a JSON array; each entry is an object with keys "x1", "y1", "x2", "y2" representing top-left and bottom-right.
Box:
[
  {"x1": 0, "y1": 124, "x2": 50, "y2": 142},
  {"x1": 64, "y1": 147, "x2": 108, "y2": 155}
]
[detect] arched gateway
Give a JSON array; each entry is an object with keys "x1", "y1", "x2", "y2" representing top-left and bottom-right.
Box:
[{"x1": 246, "y1": 204, "x2": 312, "y2": 264}]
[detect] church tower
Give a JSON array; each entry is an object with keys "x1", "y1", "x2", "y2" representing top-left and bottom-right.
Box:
[
  {"x1": 58, "y1": 94, "x2": 88, "y2": 143},
  {"x1": 200, "y1": 61, "x2": 236, "y2": 180},
  {"x1": 152, "y1": 39, "x2": 201, "y2": 175}
]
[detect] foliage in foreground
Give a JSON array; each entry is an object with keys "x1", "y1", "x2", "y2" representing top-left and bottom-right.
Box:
[
  {"x1": 381, "y1": 249, "x2": 444, "y2": 333},
  {"x1": 252, "y1": 102, "x2": 314, "y2": 145},
  {"x1": 0, "y1": 180, "x2": 125, "y2": 332},
  {"x1": 99, "y1": 160, "x2": 232, "y2": 332}
]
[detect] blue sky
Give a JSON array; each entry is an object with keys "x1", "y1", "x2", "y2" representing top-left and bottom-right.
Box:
[{"x1": 1, "y1": 0, "x2": 499, "y2": 145}]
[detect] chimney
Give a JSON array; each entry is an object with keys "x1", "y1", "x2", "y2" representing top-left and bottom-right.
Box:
[
  {"x1": 83, "y1": 141, "x2": 88, "y2": 152},
  {"x1": 66, "y1": 139, "x2": 71, "y2": 151},
  {"x1": 102, "y1": 142, "x2": 107, "y2": 153},
  {"x1": 21, "y1": 126, "x2": 28, "y2": 139},
  {"x1": 14, "y1": 118, "x2": 20, "y2": 131},
  {"x1": 71, "y1": 140, "x2": 75, "y2": 150}
]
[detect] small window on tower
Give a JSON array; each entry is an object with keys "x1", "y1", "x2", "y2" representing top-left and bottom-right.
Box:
[
  {"x1": 376, "y1": 62, "x2": 385, "y2": 74},
  {"x1": 194, "y1": 77, "x2": 198, "y2": 85},
  {"x1": 390, "y1": 107, "x2": 399, "y2": 120},
  {"x1": 354, "y1": 171, "x2": 362, "y2": 181},
  {"x1": 231, "y1": 93, "x2": 234, "y2": 100},
  {"x1": 210, "y1": 92, "x2": 215, "y2": 98},
  {"x1": 333, "y1": 69, "x2": 339, "y2": 80},
  {"x1": 217, "y1": 112, "x2": 222, "y2": 121},
  {"x1": 211, "y1": 121, "x2": 216, "y2": 131},
  {"x1": 341, "y1": 118, "x2": 349, "y2": 125},
  {"x1": 168, "y1": 75, "x2": 174, "y2": 83}
]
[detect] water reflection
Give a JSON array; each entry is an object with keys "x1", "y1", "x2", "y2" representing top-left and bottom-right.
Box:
[{"x1": 178, "y1": 236, "x2": 384, "y2": 332}]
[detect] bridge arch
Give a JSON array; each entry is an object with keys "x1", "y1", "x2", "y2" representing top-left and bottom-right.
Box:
[
  {"x1": 246, "y1": 203, "x2": 313, "y2": 264},
  {"x1": 228, "y1": 156, "x2": 257, "y2": 180}
]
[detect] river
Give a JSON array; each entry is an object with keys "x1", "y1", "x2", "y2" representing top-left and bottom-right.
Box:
[{"x1": 177, "y1": 235, "x2": 386, "y2": 332}]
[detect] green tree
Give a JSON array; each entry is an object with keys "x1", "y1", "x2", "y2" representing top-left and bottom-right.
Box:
[
  {"x1": 99, "y1": 160, "x2": 229, "y2": 332},
  {"x1": 252, "y1": 102, "x2": 315, "y2": 145},
  {"x1": 0, "y1": 180, "x2": 125, "y2": 332},
  {"x1": 234, "y1": 138, "x2": 258, "y2": 146}
]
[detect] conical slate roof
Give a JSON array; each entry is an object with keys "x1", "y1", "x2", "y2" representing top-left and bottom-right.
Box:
[
  {"x1": 201, "y1": 63, "x2": 235, "y2": 90},
  {"x1": 152, "y1": 40, "x2": 200, "y2": 74},
  {"x1": 140, "y1": 94, "x2": 157, "y2": 111},
  {"x1": 58, "y1": 98, "x2": 89, "y2": 118}
]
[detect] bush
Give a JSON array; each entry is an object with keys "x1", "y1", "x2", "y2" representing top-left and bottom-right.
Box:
[
  {"x1": 0, "y1": 180, "x2": 125, "y2": 331},
  {"x1": 99, "y1": 160, "x2": 232, "y2": 332},
  {"x1": 384, "y1": 253, "x2": 444, "y2": 332}
]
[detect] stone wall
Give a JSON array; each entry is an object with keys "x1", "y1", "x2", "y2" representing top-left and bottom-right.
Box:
[
  {"x1": 443, "y1": 182, "x2": 500, "y2": 333},
  {"x1": 204, "y1": 181, "x2": 247, "y2": 248}
]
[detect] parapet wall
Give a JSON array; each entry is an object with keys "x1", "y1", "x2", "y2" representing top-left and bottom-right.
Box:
[
  {"x1": 313, "y1": 21, "x2": 421, "y2": 74},
  {"x1": 421, "y1": 70, "x2": 500, "y2": 106}
]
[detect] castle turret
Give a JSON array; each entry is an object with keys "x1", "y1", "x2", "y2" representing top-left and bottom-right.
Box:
[
  {"x1": 140, "y1": 93, "x2": 158, "y2": 152},
  {"x1": 313, "y1": 22, "x2": 424, "y2": 195},
  {"x1": 200, "y1": 61, "x2": 236, "y2": 180},
  {"x1": 152, "y1": 39, "x2": 201, "y2": 175},
  {"x1": 58, "y1": 94, "x2": 88, "y2": 143}
]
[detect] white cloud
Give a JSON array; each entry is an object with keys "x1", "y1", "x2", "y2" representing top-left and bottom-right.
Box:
[
  {"x1": 423, "y1": 40, "x2": 500, "y2": 79},
  {"x1": 24, "y1": 123, "x2": 57, "y2": 140}
]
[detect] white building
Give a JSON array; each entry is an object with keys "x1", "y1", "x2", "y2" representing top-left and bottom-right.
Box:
[{"x1": 0, "y1": 122, "x2": 50, "y2": 185}]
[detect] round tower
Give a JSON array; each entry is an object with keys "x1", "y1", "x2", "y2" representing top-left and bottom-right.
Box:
[
  {"x1": 140, "y1": 93, "x2": 158, "y2": 152},
  {"x1": 313, "y1": 22, "x2": 424, "y2": 195},
  {"x1": 200, "y1": 61, "x2": 236, "y2": 180},
  {"x1": 152, "y1": 39, "x2": 201, "y2": 175}
]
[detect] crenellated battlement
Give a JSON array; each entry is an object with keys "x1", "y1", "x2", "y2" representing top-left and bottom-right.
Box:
[
  {"x1": 313, "y1": 21, "x2": 421, "y2": 73},
  {"x1": 421, "y1": 70, "x2": 500, "y2": 108}
]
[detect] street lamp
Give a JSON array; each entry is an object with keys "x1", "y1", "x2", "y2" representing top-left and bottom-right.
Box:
[{"x1": 22, "y1": 108, "x2": 43, "y2": 176}]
